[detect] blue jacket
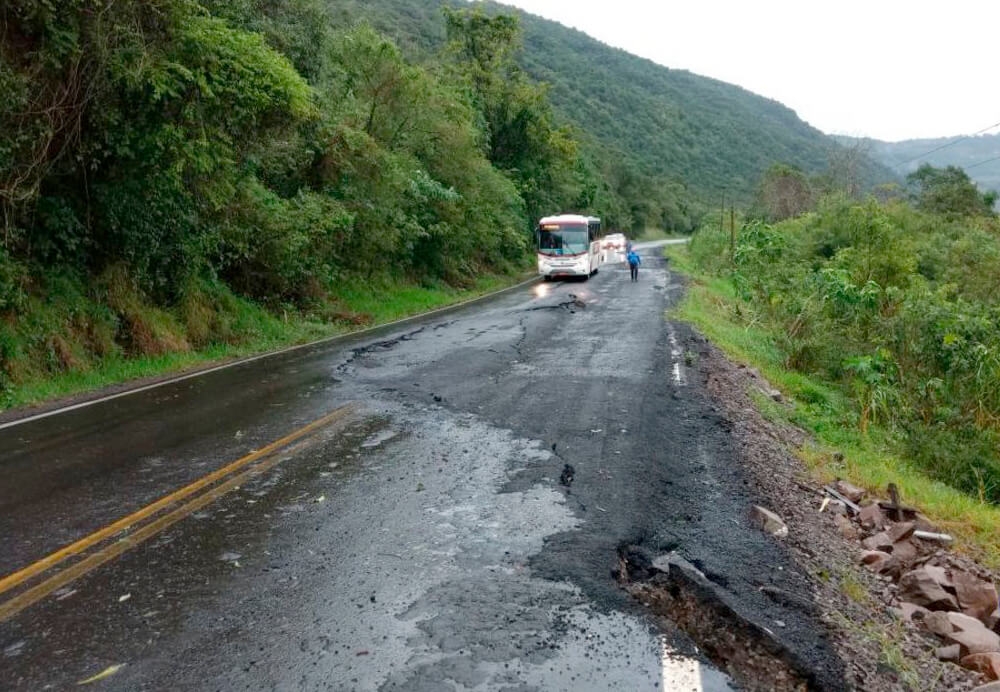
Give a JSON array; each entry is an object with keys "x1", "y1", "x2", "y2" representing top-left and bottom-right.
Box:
[{"x1": 627, "y1": 250, "x2": 640, "y2": 266}]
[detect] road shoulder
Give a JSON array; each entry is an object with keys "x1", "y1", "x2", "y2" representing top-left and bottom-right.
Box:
[
  {"x1": 0, "y1": 275, "x2": 539, "y2": 429},
  {"x1": 686, "y1": 332, "x2": 979, "y2": 690}
]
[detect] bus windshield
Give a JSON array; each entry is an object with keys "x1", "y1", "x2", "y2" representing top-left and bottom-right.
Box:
[{"x1": 538, "y1": 224, "x2": 589, "y2": 256}]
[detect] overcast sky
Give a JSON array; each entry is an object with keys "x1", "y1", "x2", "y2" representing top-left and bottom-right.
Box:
[{"x1": 494, "y1": 0, "x2": 1000, "y2": 142}]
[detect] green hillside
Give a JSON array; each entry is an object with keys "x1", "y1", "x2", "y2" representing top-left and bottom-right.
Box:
[
  {"x1": 331, "y1": 0, "x2": 895, "y2": 203},
  {"x1": 843, "y1": 133, "x2": 1000, "y2": 196},
  {"x1": 518, "y1": 18, "x2": 828, "y2": 196}
]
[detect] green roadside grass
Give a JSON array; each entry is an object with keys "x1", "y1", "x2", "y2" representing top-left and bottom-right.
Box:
[
  {"x1": 326, "y1": 273, "x2": 514, "y2": 324},
  {"x1": 634, "y1": 228, "x2": 691, "y2": 242},
  {"x1": 664, "y1": 244, "x2": 1000, "y2": 569},
  {"x1": 2, "y1": 272, "x2": 528, "y2": 414}
]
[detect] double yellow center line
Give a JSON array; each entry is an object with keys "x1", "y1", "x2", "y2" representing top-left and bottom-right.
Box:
[{"x1": 0, "y1": 404, "x2": 355, "y2": 622}]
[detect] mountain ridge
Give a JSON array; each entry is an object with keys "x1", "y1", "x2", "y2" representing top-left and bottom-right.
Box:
[
  {"x1": 329, "y1": 0, "x2": 896, "y2": 203},
  {"x1": 838, "y1": 133, "x2": 1000, "y2": 194}
]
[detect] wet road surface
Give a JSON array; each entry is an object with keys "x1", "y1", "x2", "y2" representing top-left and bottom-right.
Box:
[{"x1": 0, "y1": 243, "x2": 844, "y2": 690}]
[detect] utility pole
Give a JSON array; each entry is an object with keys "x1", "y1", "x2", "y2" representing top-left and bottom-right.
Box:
[
  {"x1": 728, "y1": 202, "x2": 736, "y2": 263},
  {"x1": 720, "y1": 190, "x2": 726, "y2": 234}
]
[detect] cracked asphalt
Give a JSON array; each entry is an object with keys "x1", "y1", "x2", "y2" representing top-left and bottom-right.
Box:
[{"x1": 0, "y1": 241, "x2": 845, "y2": 690}]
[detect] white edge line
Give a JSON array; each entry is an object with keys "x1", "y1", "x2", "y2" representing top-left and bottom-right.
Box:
[{"x1": 0, "y1": 276, "x2": 542, "y2": 432}]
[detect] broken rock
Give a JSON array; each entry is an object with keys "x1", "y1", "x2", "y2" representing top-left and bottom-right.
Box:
[
  {"x1": 951, "y1": 611, "x2": 993, "y2": 632},
  {"x1": 946, "y1": 626, "x2": 1000, "y2": 656},
  {"x1": 860, "y1": 551, "x2": 898, "y2": 577},
  {"x1": 890, "y1": 539, "x2": 919, "y2": 568},
  {"x1": 887, "y1": 521, "x2": 916, "y2": 543},
  {"x1": 899, "y1": 602, "x2": 930, "y2": 622},
  {"x1": 861, "y1": 532, "x2": 894, "y2": 552},
  {"x1": 861, "y1": 550, "x2": 891, "y2": 566},
  {"x1": 833, "y1": 479, "x2": 866, "y2": 504},
  {"x1": 824, "y1": 498, "x2": 848, "y2": 516},
  {"x1": 936, "y1": 644, "x2": 962, "y2": 662},
  {"x1": 833, "y1": 513, "x2": 859, "y2": 539},
  {"x1": 858, "y1": 503, "x2": 887, "y2": 531},
  {"x1": 925, "y1": 611, "x2": 956, "y2": 637},
  {"x1": 953, "y1": 571, "x2": 1000, "y2": 623},
  {"x1": 749, "y1": 505, "x2": 788, "y2": 538},
  {"x1": 898, "y1": 567, "x2": 960, "y2": 611},
  {"x1": 924, "y1": 564, "x2": 954, "y2": 590},
  {"x1": 961, "y1": 652, "x2": 1000, "y2": 680}
]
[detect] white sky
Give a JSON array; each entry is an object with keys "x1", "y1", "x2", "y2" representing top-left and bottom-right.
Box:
[{"x1": 494, "y1": 0, "x2": 1000, "y2": 142}]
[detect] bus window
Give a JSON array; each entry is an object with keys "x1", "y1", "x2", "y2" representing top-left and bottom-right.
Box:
[{"x1": 538, "y1": 223, "x2": 589, "y2": 256}]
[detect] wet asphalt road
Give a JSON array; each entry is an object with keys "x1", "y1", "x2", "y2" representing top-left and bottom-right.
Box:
[{"x1": 0, "y1": 242, "x2": 844, "y2": 690}]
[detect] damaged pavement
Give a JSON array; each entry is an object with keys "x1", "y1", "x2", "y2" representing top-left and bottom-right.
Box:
[{"x1": 2, "y1": 244, "x2": 995, "y2": 690}]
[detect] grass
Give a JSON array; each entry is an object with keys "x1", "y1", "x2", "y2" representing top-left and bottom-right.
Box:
[
  {"x1": 2, "y1": 271, "x2": 529, "y2": 413},
  {"x1": 664, "y1": 243, "x2": 1000, "y2": 569},
  {"x1": 7, "y1": 324, "x2": 328, "y2": 409},
  {"x1": 837, "y1": 569, "x2": 870, "y2": 605},
  {"x1": 828, "y1": 605, "x2": 936, "y2": 691},
  {"x1": 326, "y1": 273, "x2": 513, "y2": 324},
  {"x1": 826, "y1": 569, "x2": 929, "y2": 689},
  {"x1": 834, "y1": 571, "x2": 947, "y2": 691},
  {"x1": 634, "y1": 228, "x2": 691, "y2": 242}
]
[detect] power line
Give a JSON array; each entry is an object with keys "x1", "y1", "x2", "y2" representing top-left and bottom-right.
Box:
[
  {"x1": 966, "y1": 153, "x2": 1000, "y2": 171},
  {"x1": 892, "y1": 119, "x2": 1000, "y2": 169}
]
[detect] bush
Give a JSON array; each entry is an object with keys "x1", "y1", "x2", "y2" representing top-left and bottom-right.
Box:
[
  {"x1": 906, "y1": 424, "x2": 1000, "y2": 503},
  {"x1": 690, "y1": 193, "x2": 1000, "y2": 503},
  {"x1": 0, "y1": 247, "x2": 28, "y2": 313}
]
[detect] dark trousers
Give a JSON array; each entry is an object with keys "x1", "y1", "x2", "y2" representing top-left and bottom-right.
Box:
[{"x1": 629, "y1": 263, "x2": 638, "y2": 281}]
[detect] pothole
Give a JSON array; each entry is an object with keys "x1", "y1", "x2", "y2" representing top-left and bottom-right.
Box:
[{"x1": 618, "y1": 544, "x2": 819, "y2": 692}]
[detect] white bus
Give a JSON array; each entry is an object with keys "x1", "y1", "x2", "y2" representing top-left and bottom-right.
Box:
[{"x1": 536, "y1": 214, "x2": 603, "y2": 280}]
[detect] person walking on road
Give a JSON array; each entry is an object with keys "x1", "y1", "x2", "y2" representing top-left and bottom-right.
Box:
[{"x1": 627, "y1": 249, "x2": 641, "y2": 282}]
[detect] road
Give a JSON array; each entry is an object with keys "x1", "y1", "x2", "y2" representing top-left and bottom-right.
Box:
[{"x1": 0, "y1": 242, "x2": 844, "y2": 690}]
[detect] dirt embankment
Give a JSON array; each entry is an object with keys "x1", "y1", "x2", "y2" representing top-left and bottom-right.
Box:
[{"x1": 680, "y1": 341, "x2": 996, "y2": 691}]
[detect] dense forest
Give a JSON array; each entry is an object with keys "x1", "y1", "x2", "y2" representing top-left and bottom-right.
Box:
[
  {"x1": 331, "y1": 0, "x2": 896, "y2": 214},
  {"x1": 691, "y1": 165, "x2": 1000, "y2": 502},
  {"x1": 0, "y1": 0, "x2": 891, "y2": 406}
]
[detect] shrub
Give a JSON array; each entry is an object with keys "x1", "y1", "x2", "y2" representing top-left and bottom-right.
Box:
[{"x1": 691, "y1": 194, "x2": 1000, "y2": 503}]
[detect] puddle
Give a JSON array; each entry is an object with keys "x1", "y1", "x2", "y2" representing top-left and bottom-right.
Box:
[
  {"x1": 660, "y1": 640, "x2": 736, "y2": 691},
  {"x1": 4, "y1": 641, "x2": 26, "y2": 658},
  {"x1": 667, "y1": 323, "x2": 688, "y2": 385},
  {"x1": 361, "y1": 429, "x2": 398, "y2": 449}
]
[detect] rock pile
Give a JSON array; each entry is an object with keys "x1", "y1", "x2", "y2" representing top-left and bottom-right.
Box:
[{"x1": 825, "y1": 481, "x2": 1000, "y2": 686}]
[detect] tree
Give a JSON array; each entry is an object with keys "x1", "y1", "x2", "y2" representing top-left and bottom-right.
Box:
[
  {"x1": 754, "y1": 164, "x2": 813, "y2": 221},
  {"x1": 442, "y1": 7, "x2": 577, "y2": 223},
  {"x1": 825, "y1": 139, "x2": 871, "y2": 199},
  {"x1": 906, "y1": 164, "x2": 995, "y2": 218}
]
